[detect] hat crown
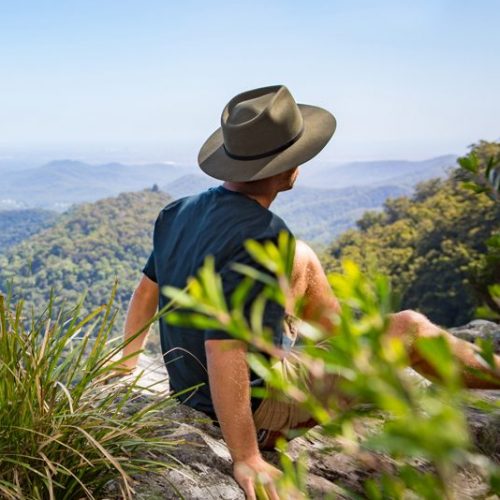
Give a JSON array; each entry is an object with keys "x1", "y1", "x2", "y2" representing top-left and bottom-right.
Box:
[{"x1": 221, "y1": 85, "x2": 304, "y2": 159}]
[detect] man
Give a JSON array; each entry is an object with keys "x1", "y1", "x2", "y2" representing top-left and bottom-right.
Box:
[{"x1": 117, "y1": 85, "x2": 500, "y2": 499}]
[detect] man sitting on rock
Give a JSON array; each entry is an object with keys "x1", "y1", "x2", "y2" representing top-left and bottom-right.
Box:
[{"x1": 117, "y1": 85, "x2": 500, "y2": 499}]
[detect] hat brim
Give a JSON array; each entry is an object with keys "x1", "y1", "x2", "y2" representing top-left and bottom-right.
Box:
[{"x1": 198, "y1": 104, "x2": 336, "y2": 182}]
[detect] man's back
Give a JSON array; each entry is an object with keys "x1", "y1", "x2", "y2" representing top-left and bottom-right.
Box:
[
  {"x1": 143, "y1": 185, "x2": 292, "y2": 415},
  {"x1": 118, "y1": 85, "x2": 338, "y2": 497}
]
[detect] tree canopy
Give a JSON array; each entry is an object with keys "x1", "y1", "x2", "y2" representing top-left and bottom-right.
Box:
[
  {"x1": 0, "y1": 189, "x2": 171, "y2": 327},
  {"x1": 323, "y1": 142, "x2": 500, "y2": 327}
]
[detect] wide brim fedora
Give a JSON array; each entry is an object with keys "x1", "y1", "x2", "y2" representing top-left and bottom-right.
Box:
[{"x1": 198, "y1": 85, "x2": 336, "y2": 182}]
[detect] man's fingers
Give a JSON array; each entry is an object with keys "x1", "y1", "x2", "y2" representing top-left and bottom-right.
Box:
[
  {"x1": 241, "y1": 478, "x2": 257, "y2": 500},
  {"x1": 234, "y1": 458, "x2": 282, "y2": 499},
  {"x1": 255, "y1": 472, "x2": 279, "y2": 500},
  {"x1": 265, "y1": 482, "x2": 280, "y2": 500}
]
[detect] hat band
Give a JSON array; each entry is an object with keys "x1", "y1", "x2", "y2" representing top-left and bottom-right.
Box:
[{"x1": 223, "y1": 126, "x2": 304, "y2": 161}]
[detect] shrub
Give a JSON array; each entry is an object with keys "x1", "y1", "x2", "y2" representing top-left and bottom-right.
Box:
[
  {"x1": 0, "y1": 289, "x2": 177, "y2": 499},
  {"x1": 162, "y1": 232, "x2": 500, "y2": 498}
]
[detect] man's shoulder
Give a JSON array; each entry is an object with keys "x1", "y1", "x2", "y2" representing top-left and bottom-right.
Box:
[
  {"x1": 155, "y1": 188, "x2": 293, "y2": 240},
  {"x1": 239, "y1": 209, "x2": 293, "y2": 247},
  {"x1": 157, "y1": 190, "x2": 208, "y2": 219},
  {"x1": 160, "y1": 197, "x2": 186, "y2": 213},
  {"x1": 267, "y1": 210, "x2": 291, "y2": 233}
]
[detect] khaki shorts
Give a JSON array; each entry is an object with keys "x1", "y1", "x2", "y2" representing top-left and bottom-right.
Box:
[{"x1": 252, "y1": 315, "x2": 340, "y2": 450}]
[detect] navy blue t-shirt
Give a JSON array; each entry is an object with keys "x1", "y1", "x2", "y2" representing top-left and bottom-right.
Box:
[{"x1": 143, "y1": 185, "x2": 294, "y2": 417}]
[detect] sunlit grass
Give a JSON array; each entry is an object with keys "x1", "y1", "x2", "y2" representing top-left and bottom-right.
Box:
[{"x1": 0, "y1": 288, "x2": 179, "y2": 500}]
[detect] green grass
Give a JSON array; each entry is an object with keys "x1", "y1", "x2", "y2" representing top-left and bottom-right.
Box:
[{"x1": 0, "y1": 289, "x2": 179, "y2": 500}]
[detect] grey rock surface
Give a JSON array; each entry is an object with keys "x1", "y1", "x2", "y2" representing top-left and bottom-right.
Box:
[
  {"x1": 450, "y1": 320, "x2": 500, "y2": 353},
  {"x1": 107, "y1": 321, "x2": 500, "y2": 499}
]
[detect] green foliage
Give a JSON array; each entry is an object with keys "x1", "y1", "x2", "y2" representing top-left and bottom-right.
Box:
[
  {"x1": 0, "y1": 190, "x2": 170, "y2": 333},
  {"x1": 456, "y1": 142, "x2": 500, "y2": 320},
  {"x1": 162, "y1": 234, "x2": 499, "y2": 499},
  {"x1": 163, "y1": 232, "x2": 295, "y2": 357},
  {"x1": 0, "y1": 289, "x2": 178, "y2": 499},
  {"x1": 274, "y1": 184, "x2": 411, "y2": 245},
  {"x1": 0, "y1": 209, "x2": 58, "y2": 253},
  {"x1": 457, "y1": 140, "x2": 500, "y2": 202},
  {"x1": 323, "y1": 142, "x2": 500, "y2": 327},
  {"x1": 274, "y1": 438, "x2": 308, "y2": 498}
]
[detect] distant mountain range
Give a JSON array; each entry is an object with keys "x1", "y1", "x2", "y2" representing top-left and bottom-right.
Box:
[
  {"x1": 273, "y1": 184, "x2": 411, "y2": 243},
  {"x1": 0, "y1": 155, "x2": 457, "y2": 210},
  {"x1": 0, "y1": 154, "x2": 458, "y2": 245},
  {"x1": 297, "y1": 155, "x2": 457, "y2": 189},
  {"x1": 160, "y1": 155, "x2": 458, "y2": 243},
  {"x1": 0, "y1": 160, "x2": 193, "y2": 210},
  {"x1": 162, "y1": 173, "x2": 218, "y2": 199}
]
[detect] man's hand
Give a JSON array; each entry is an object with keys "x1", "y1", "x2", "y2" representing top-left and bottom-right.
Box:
[
  {"x1": 234, "y1": 454, "x2": 282, "y2": 500},
  {"x1": 205, "y1": 338, "x2": 282, "y2": 498}
]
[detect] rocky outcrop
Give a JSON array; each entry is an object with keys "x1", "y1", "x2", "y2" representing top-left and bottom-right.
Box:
[
  {"x1": 451, "y1": 320, "x2": 500, "y2": 353},
  {"x1": 106, "y1": 320, "x2": 500, "y2": 499}
]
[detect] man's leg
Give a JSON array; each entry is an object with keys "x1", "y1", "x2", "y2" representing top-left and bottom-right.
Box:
[
  {"x1": 292, "y1": 240, "x2": 500, "y2": 390},
  {"x1": 254, "y1": 240, "x2": 500, "y2": 450},
  {"x1": 386, "y1": 310, "x2": 500, "y2": 389},
  {"x1": 252, "y1": 241, "x2": 340, "y2": 448}
]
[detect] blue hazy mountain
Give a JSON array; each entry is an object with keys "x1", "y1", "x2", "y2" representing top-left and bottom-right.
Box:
[
  {"x1": 273, "y1": 184, "x2": 412, "y2": 244},
  {"x1": 297, "y1": 155, "x2": 457, "y2": 189},
  {"x1": 0, "y1": 155, "x2": 458, "y2": 245},
  {"x1": 0, "y1": 160, "x2": 194, "y2": 210},
  {"x1": 161, "y1": 155, "x2": 457, "y2": 244},
  {"x1": 162, "y1": 174, "x2": 219, "y2": 199}
]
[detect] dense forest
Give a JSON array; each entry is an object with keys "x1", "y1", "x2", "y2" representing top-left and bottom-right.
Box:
[
  {"x1": 0, "y1": 190, "x2": 170, "y2": 328},
  {"x1": 1, "y1": 144, "x2": 499, "y2": 497},
  {"x1": 0, "y1": 144, "x2": 497, "y2": 331},
  {"x1": 0, "y1": 209, "x2": 58, "y2": 252},
  {"x1": 323, "y1": 141, "x2": 500, "y2": 327}
]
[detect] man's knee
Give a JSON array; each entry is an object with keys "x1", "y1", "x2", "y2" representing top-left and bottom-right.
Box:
[
  {"x1": 392, "y1": 309, "x2": 427, "y2": 325},
  {"x1": 388, "y1": 309, "x2": 430, "y2": 338}
]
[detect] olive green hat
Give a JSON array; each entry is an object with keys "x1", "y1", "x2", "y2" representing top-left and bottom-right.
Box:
[{"x1": 198, "y1": 85, "x2": 336, "y2": 182}]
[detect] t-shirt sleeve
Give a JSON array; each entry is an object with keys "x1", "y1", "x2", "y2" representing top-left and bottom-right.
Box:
[
  {"x1": 142, "y1": 250, "x2": 157, "y2": 283},
  {"x1": 204, "y1": 240, "x2": 285, "y2": 342}
]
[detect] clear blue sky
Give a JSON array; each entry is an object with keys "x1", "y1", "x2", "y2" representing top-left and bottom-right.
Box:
[{"x1": 0, "y1": 0, "x2": 499, "y2": 163}]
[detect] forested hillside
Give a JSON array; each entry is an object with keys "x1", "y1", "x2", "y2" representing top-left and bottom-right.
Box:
[
  {"x1": 323, "y1": 143, "x2": 500, "y2": 327},
  {"x1": 162, "y1": 175, "x2": 413, "y2": 243},
  {"x1": 0, "y1": 190, "x2": 171, "y2": 325},
  {"x1": 274, "y1": 184, "x2": 409, "y2": 243},
  {"x1": 1, "y1": 145, "x2": 495, "y2": 331},
  {"x1": 0, "y1": 209, "x2": 58, "y2": 252}
]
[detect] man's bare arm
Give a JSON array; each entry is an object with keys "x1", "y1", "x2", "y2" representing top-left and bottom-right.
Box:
[
  {"x1": 205, "y1": 339, "x2": 280, "y2": 499},
  {"x1": 118, "y1": 274, "x2": 159, "y2": 372},
  {"x1": 289, "y1": 240, "x2": 340, "y2": 332}
]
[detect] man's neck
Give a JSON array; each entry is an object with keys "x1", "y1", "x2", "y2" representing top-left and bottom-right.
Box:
[{"x1": 222, "y1": 181, "x2": 277, "y2": 209}]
